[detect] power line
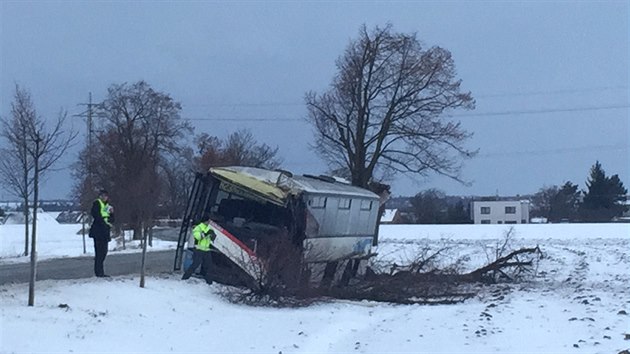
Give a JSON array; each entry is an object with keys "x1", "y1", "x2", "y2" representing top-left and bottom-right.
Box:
[
  {"x1": 477, "y1": 144, "x2": 628, "y2": 159},
  {"x1": 185, "y1": 101, "x2": 303, "y2": 108},
  {"x1": 186, "y1": 103, "x2": 630, "y2": 122},
  {"x1": 189, "y1": 117, "x2": 303, "y2": 122},
  {"x1": 182, "y1": 85, "x2": 628, "y2": 108},
  {"x1": 452, "y1": 104, "x2": 630, "y2": 118},
  {"x1": 475, "y1": 85, "x2": 628, "y2": 98}
]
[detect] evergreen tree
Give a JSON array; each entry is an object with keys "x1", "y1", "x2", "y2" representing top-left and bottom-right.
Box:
[
  {"x1": 579, "y1": 161, "x2": 628, "y2": 222},
  {"x1": 548, "y1": 182, "x2": 580, "y2": 222}
]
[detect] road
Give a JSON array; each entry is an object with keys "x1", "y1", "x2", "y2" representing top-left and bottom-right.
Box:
[{"x1": 0, "y1": 250, "x2": 176, "y2": 285}]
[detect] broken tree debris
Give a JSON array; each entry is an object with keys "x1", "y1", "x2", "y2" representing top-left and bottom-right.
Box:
[
  {"x1": 222, "y1": 244, "x2": 544, "y2": 306},
  {"x1": 328, "y1": 245, "x2": 542, "y2": 305}
]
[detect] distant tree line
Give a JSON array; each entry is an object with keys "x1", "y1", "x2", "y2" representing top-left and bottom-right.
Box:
[
  {"x1": 530, "y1": 161, "x2": 627, "y2": 223},
  {"x1": 386, "y1": 161, "x2": 627, "y2": 225},
  {"x1": 385, "y1": 190, "x2": 472, "y2": 224}
]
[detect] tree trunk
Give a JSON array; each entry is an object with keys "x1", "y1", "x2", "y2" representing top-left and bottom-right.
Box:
[
  {"x1": 373, "y1": 204, "x2": 386, "y2": 246},
  {"x1": 28, "y1": 138, "x2": 39, "y2": 306},
  {"x1": 81, "y1": 211, "x2": 87, "y2": 254},
  {"x1": 121, "y1": 225, "x2": 126, "y2": 250},
  {"x1": 133, "y1": 220, "x2": 142, "y2": 240},
  {"x1": 23, "y1": 199, "x2": 29, "y2": 257},
  {"x1": 351, "y1": 170, "x2": 368, "y2": 189},
  {"x1": 22, "y1": 123, "x2": 30, "y2": 257},
  {"x1": 140, "y1": 222, "x2": 148, "y2": 288}
]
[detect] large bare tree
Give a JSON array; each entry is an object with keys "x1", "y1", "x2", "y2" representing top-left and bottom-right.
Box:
[
  {"x1": 73, "y1": 81, "x2": 191, "y2": 240},
  {"x1": 306, "y1": 24, "x2": 476, "y2": 189}
]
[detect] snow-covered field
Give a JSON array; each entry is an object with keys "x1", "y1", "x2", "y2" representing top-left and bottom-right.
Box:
[
  {"x1": 0, "y1": 216, "x2": 176, "y2": 263},
  {"x1": 1, "y1": 223, "x2": 629, "y2": 353}
]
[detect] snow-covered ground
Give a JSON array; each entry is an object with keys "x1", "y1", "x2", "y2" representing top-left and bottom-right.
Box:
[
  {"x1": 1, "y1": 223, "x2": 629, "y2": 353},
  {"x1": 379, "y1": 222, "x2": 630, "y2": 240},
  {"x1": 0, "y1": 215, "x2": 176, "y2": 263}
]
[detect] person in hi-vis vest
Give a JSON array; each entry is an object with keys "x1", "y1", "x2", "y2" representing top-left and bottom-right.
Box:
[
  {"x1": 89, "y1": 189, "x2": 114, "y2": 277},
  {"x1": 182, "y1": 213, "x2": 215, "y2": 284}
]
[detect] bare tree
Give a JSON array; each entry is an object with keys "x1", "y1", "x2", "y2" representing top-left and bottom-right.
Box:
[
  {"x1": 0, "y1": 86, "x2": 36, "y2": 256},
  {"x1": 73, "y1": 81, "x2": 191, "y2": 240},
  {"x1": 155, "y1": 127, "x2": 282, "y2": 224},
  {"x1": 25, "y1": 111, "x2": 76, "y2": 305},
  {"x1": 411, "y1": 188, "x2": 449, "y2": 224},
  {"x1": 223, "y1": 129, "x2": 282, "y2": 169},
  {"x1": 194, "y1": 129, "x2": 282, "y2": 172},
  {"x1": 71, "y1": 145, "x2": 99, "y2": 212},
  {"x1": 530, "y1": 185, "x2": 559, "y2": 218},
  {"x1": 306, "y1": 24, "x2": 476, "y2": 189},
  {"x1": 1, "y1": 85, "x2": 76, "y2": 306},
  {"x1": 159, "y1": 148, "x2": 195, "y2": 218}
]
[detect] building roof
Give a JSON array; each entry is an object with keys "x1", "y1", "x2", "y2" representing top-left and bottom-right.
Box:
[
  {"x1": 380, "y1": 209, "x2": 398, "y2": 223},
  {"x1": 472, "y1": 200, "x2": 530, "y2": 204}
]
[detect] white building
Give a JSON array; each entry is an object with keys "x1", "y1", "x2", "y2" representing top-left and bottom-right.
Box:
[{"x1": 471, "y1": 200, "x2": 530, "y2": 224}]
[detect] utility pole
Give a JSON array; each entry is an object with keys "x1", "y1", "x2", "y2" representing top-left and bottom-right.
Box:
[
  {"x1": 75, "y1": 92, "x2": 95, "y2": 187},
  {"x1": 75, "y1": 93, "x2": 96, "y2": 253},
  {"x1": 87, "y1": 92, "x2": 93, "y2": 183}
]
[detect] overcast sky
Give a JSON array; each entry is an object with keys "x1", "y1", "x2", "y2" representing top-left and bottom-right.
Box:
[{"x1": 1, "y1": 1, "x2": 628, "y2": 200}]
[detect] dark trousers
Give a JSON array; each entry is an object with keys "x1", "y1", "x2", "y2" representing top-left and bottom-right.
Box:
[
  {"x1": 182, "y1": 249, "x2": 212, "y2": 283},
  {"x1": 93, "y1": 238, "x2": 109, "y2": 276}
]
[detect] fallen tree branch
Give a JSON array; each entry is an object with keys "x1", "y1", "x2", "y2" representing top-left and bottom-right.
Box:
[
  {"x1": 220, "y1": 239, "x2": 544, "y2": 306},
  {"x1": 463, "y1": 246, "x2": 542, "y2": 283}
]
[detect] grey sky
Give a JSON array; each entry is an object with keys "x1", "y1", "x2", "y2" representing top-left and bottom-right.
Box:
[{"x1": 1, "y1": 1, "x2": 628, "y2": 200}]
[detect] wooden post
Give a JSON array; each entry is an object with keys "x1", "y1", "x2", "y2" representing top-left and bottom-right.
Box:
[
  {"x1": 148, "y1": 224, "x2": 153, "y2": 247},
  {"x1": 140, "y1": 222, "x2": 148, "y2": 288},
  {"x1": 81, "y1": 212, "x2": 87, "y2": 254},
  {"x1": 28, "y1": 136, "x2": 40, "y2": 306}
]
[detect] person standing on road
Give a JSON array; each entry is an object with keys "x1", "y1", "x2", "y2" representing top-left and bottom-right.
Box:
[
  {"x1": 182, "y1": 214, "x2": 215, "y2": 284},
  {"x1": 89, "y1": 189, "x2": 114, "y2": 278}
]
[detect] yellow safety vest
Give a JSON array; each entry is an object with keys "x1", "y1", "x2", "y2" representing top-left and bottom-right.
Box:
[
  {"x1": 192, "y1": 222, "x2": 213, "y2": 251},
  {"x1": 97, "y1": 198, "x2": 112, "y2": 227}
]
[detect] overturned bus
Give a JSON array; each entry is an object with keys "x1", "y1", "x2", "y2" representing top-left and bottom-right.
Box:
[{"x1": 174, "y1": 166, "x2": 381, "y2": 287}]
